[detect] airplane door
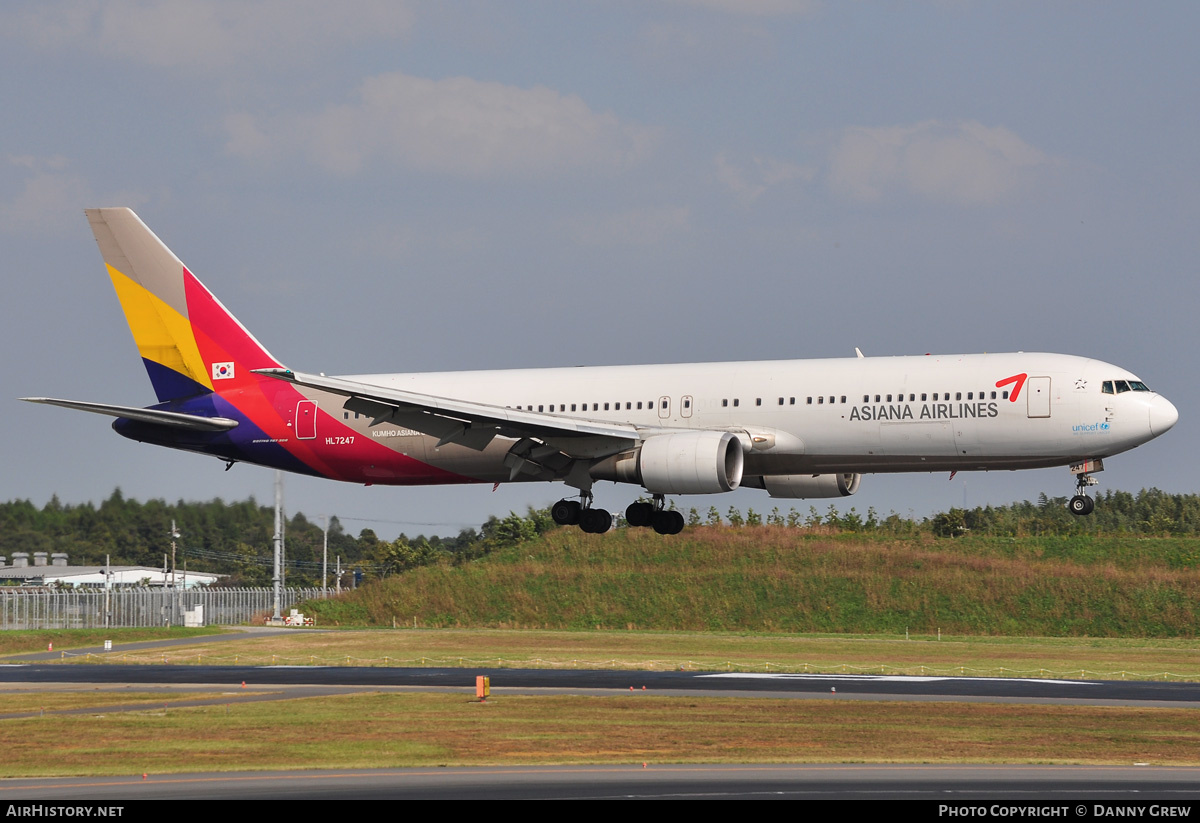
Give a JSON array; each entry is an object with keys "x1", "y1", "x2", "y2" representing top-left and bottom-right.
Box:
[
  {"x1": 296, "y1": 400, "x2": 317, "y2": 439},
  {"x1": 1027, "y1": 377, "x2": 1051, "y2": 418},
  {"x1": 681, "y1": 395, "x2": 693, "y2": 419},
  {"x1": 658, "y1": 396, "x2": 671, "y2": 419}
]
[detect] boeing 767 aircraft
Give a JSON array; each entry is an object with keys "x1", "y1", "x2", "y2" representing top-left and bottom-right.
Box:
[{"x1": 24, "y1": 209, "x2": 1178, "y2": 534}]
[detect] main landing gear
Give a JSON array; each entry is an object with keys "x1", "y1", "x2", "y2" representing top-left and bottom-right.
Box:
[
  {"x1": 625, "y1": 495, "x2": 685, "y2": 535},
  {"x1": 1068, "y1": 459, "x2": 1103, "y2": 516},
  {"x1": 551, "y1": 492, "x2": 614, "y2": 534},
  {"x1": 551, "y1": 493, "x2": 685, "y2": 535}
]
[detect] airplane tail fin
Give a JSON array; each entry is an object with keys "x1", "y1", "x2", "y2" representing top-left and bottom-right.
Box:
[{"x1": 86, "y1": 208, "x2": 282, "y2": 403}]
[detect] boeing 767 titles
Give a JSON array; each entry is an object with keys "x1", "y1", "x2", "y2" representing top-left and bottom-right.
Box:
[{"x1": 23, "y1": 209, "x2": 1179, "y2": 534}]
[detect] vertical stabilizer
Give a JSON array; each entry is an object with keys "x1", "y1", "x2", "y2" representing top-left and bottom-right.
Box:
[{"x1": 86, "y1": 208, "x2": 281, "y2": 402}]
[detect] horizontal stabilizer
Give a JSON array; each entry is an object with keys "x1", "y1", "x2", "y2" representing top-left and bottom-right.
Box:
[{"x1": 21, "y1": 397, "x2": 239, "y2": 432}]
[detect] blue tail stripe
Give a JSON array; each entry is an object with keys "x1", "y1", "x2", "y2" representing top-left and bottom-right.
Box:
[{"x1": 142, "y1": 358, "x2": 210, "y2": 403}]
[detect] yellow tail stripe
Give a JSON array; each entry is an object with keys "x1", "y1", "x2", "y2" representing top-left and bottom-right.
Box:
[{"x1": 107, "y1": 264, "x2": 213, "y2": 392}]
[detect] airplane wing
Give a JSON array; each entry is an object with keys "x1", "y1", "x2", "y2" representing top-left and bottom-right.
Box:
[
  {"x1": 253, "y1": 368, "x2": 664, "y2": 482},
  {"x1": 21, "y1": 397, "x2": 239, "y2": 432}
]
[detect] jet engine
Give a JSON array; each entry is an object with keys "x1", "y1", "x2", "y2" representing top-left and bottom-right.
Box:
[
  {"x1": 744, "y1": 473, "x2": 861, "y2": 499},
  {"x1": 590, "y1": 430, "x2": 744, "y2": 494}
]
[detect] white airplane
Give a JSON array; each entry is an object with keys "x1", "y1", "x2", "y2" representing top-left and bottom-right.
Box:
[{"x1": 24, "y1": 208, "x2": 1179, "y2": 534}]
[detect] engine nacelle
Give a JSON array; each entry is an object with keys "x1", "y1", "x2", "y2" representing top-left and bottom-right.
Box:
[
  {"x1": 746, "y1": 473, "x2": 861, "y2": 499},
  {"x1": 591, "y1": 430, "x2": 744, "y2": 494}
]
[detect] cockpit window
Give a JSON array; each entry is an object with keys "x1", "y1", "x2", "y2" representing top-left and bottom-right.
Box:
[
  {"x1": 1114, "y1": 380, "x2": 1131, "y2": 393},
  {"x1": 1102, "y1": 381, "x2": 1114, "y2": 394},
  {"x1": 1129, "y1": 381, "x2": 1150, "y2": 391}
]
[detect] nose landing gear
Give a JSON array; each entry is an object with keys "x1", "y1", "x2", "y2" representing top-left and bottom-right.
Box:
[{"x1": 1068, "y1": 459, "x2": 1103, "y2": 516}]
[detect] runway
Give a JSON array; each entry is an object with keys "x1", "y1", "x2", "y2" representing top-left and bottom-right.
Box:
[
  {"x1": 3, "y1": 764, "x2": 1200, "y2": 800},
  {"x1": 2, "y1": 663, "x2": 1199, "y2": 707},
  {"x1": 3, "y1": 663, "x2": 1199, "y2": 799}
]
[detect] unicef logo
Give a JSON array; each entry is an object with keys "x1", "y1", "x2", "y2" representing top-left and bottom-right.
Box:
[{"x1": 1100, "y1": 422, "x2": 1110, "y2": 430}]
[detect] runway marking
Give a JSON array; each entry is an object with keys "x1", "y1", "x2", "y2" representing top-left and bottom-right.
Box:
[{"x1": 699, "y1": 673, "x2": 1097, "y2": 686}]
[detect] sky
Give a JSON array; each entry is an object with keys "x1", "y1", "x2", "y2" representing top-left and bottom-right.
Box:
[{"x1": 2, "y1": 1, "x2": 1197, "y2": 540}]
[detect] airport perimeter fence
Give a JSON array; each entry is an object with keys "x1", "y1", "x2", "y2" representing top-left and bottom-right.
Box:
[{"x1": 0, "y1": 587, "x2": 327, "y2": 629}]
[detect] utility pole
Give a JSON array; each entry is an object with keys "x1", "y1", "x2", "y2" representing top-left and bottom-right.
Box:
[
  {"x1": 170, "y1": 520, "x2": 179, "y2": 588},
  {"x1": 272, "y1": 471, "x2": 283, "y2": 621},
  {"x1": 320, "y1": 514, "x2": 329, "y2": 598},
  {"x1": 170, "y1": 521, "x2": 181, "y2": 625}
]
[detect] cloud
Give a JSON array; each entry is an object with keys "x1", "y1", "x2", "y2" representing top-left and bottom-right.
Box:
[
  {"x1": 664, "y1": 0, "x2": 819, "y2": 16},
  {"x1": 565, "y1": 206, "x2": 691, "y2": 247},
  {"x1": 827, "y1": 120, "x2": 1050, "y2": 205},
  {"x1": 226, "y1": 72, "x2": 661, "y2": 177},
  {"x1": 716, "y1": 153, "x2": 814, "y2": 205},
  {"x1": 0, "y1": 156, "x2": 93, "y2": 235},
  {"x1": 0, "y1": 156, "x2": 148, "y2": 235},
  {"x1": 4, "y1": 0, "x2": 414, "y2": 71}
]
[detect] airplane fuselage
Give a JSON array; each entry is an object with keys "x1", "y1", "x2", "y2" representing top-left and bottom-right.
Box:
[{"x1": 116, "y1": 351, "x2": 1174, "y2": 488}]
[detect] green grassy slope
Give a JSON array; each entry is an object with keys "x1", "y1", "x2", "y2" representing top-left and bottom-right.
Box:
[{"x1": 304, "y1": 527, "x2": 1200, "y2": 637}]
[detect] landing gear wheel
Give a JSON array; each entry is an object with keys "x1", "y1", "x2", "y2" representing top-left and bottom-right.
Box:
[
  {"x1": 580, "y1": 507, "x2": 613, "y2": 534},
  {"x1": 1068, "y1": 495, "x2": 1094, "y2": 516},
  {"x1": 652, "y1": 510, "x2": 685, "y2": 535},
  {"x1": 625, "y1": 501, "x2": 655, "y2": 528},
  {"x1": 551, "y1": 499, "x2": 582, "y2": 525}
]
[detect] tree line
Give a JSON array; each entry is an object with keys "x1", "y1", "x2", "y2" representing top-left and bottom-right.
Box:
[{"x1": 0, "y1": 487, "x2": 1196, "y2": 586}]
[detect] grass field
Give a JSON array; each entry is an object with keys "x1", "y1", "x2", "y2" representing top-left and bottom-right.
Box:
[
  {"x1": 301, "y1": 528, "x2": 1200, "y2": 637},
  {"x1": 0, "y1": 627, "x2": 228, "y2": 657},
  {"x1": 4, "y1": 626, "x2": 1200, "y2": 777},
  {"x1": 2, "y1": 691, "x2": 1199, "y2": 776},
  {"x1": 44, "y1": 628, "x2": 1200, "y2": 681}
]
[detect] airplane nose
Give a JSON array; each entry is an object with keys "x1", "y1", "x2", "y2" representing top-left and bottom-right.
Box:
[{"x1": 1149, "y1": 395, "x2": 1179, "y2": 437}]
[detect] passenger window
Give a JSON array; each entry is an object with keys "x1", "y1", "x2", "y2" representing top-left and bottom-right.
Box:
[
  {"x1": 1002, "y1": 391, "x2": 1009, "y2": 399},
  {"x1": 806, "y1": 397, "x2": 813, "y2": 405},
  {"x1": 818, "y1": 396, "x2": 824, "y2": 404},
  {"x1": 967, "y1": 392, "x2": 973, "y2": 400},
  {"x1": 722, "y1": 399, "x2": 728, "y2": 407},
  {"x1": 637, "y1": 402, "x2": 643, "y2": 409},
  {"x1": 789, "y1": 397, "x2": 795, "y2": 405},
  {"x1": 756, "y1": 398, "x2": 762, "y2": 406},
  {"x1": 604, "y1": 403, "x2": 610, "y2": 410},
  {"x1": 874, "y1": 395, "x2": 881, "y2": 403},
  {"x1": 886, "y1": 395, "x2": 892, "y2": 402},
  {"x1": 778, "y1": 397, "x2": 784, "y2": 405},
  {"x1": 840, "y1": 396, "x2": 846, "y2": 404},
  {"x1": 863, "y1": 395, "x2": 869, "y2": 403},
  {"x1": 920, "y1": 393, "x2": 927, "y2": 401},
  {"x1": 733, "y1": 399, "x2": 740, "y2": 407}
]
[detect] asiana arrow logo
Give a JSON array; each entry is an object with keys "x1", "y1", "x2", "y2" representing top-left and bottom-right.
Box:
[{"x1": 996, "y1": 372, "x2": 1027, "y2": 401}]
